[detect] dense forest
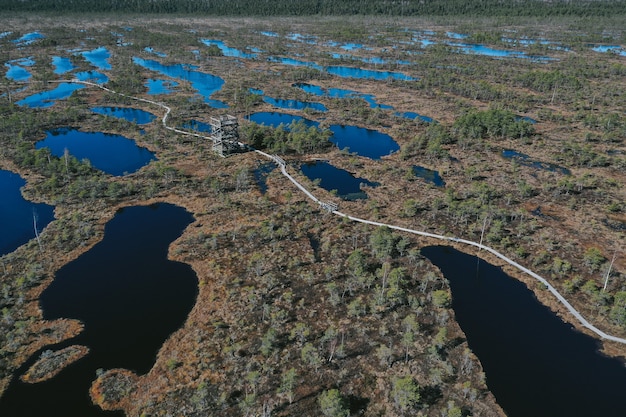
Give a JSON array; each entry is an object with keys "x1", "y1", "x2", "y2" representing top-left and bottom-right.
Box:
[{"x1": 1, "y1": 0, "x2": 626, "y2": 17}]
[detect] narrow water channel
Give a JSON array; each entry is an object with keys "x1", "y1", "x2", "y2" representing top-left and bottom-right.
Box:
[
  {"x1": 421, "y1": 245, "x2": 626, "y2": 417},
  {"x1": 0, "y1": 203, "x2": 198, "y2": 417}
]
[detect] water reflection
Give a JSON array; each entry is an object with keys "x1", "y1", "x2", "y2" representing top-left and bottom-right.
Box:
[
  {"x1": 247, "y1": 112, "x2": 319, "y2": 130},
  {"x1": 250, "y1": 88, "x2": 327, "y2": 112},
  {"x1": 329, "y1": 124, "x2": 399, "y2": 160},
  {"x1": 0, "y1": 204, "x2": 198, "y2": 417},
  {"x1": 17, "y1": 83, "x2": 85, "y2": 108},
  {"x1": 36, "y1": 128, "x2": 156, "y2": 176},
  {"x1": 0, "y1": 170, "x2": 55, "y2": 256},
  {"x1": 412, "y1": 165, "x2": 445, "y2": 187},
  {"x1": 422, "y1": 245, "x2": 626, "y2": 417},
  {"x1": 91, "y1": 106, "x2": 156, "y2": 125},
  {"x1": 300, "y1": 160, "x2": 378, "y2": 200}
]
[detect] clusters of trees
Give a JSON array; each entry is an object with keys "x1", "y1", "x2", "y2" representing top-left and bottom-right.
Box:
[
  {"x1": 1, "y1": 0, "x2": 625, "y2": 16},
  {"x1": 241, "y1": 119, "x2": 332, "y2": 154},
  {"x1": 452, "y1": 109, "x2": 535, "y2": 141}
]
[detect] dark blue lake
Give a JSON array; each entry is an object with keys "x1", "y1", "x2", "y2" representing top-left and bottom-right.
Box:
[
  {"x1": 413, "y1": 165, "x2": 445, "y2": 187},
  {"x1": 0, "y1": 170, "x2": 55, "y2": 256},
  {"x1": 421, "y1": 246, "x2": 626, "y2": 417},
  {"x1": 300, "y1": 160, "x2": 378, "y2": 200},
  {"x1": 247, "y1": 112, "x2": 319, "y2": 130},
  {"x1": 16, "y1": 83, "x2": 85, "y2": 108},
  {"x1": 329, "y1": 124, "x2": 399, "y2": 160},
  {"x1": 502, "y1": 149, "x2": 570, "y2": 175},
  {"x1": 91, "y1": 106, "x2": 157, "y2": 125},
  {"x1": 35, "y1": 128, "x2": 156, "y2": 176},
  {"x1": 132, "y1": 57, "x2": 227, "y2": 108},
  {"x1": 0, "y1": 203, "x2": 198, "y2": 417}
]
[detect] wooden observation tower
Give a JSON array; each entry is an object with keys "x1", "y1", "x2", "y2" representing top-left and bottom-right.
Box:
[{"x1": 210, "y1": 115, "x2": 243, "y2": 157}]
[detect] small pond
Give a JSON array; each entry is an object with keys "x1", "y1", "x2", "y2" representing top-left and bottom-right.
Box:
[
  {"x1": 75, "y1": 71, "x2": 109, "y2": 84},
  {"x1": 12, "y1": 32, "x2": 44, "y2": 46},
  {"x1": 0, "y1": 203, "x2": 198, "y2": 417},
  {"x1": 329, "y1": 124, "x2": 399, "y2": 160},
  {"x1": 133, "y1": 57, "x2": 227, "y2": 108},
  {"x1": 144, "y1": 47, "x2": 167, "y2": 57},
  {"x1": 247, "y1": 112, "x2": 319, "y2": 130},
  {"x1": 294, "y1": 83, "x2": 430, "y2": 120},
  {"x1": 79, "y1": 47, "x2": 111, "y2": 70},
  {"x1": 250, "y1": 88, "x2": 327, "y2": 112},
  {"x1": 145, "y1": 78, "x2": 178, "y2": 95},
  {"x1": 325, "y1": 65, "x2": 416, "y2": 81},
  {"x1": 267, "y1": 56, "x2": 324, "y2": 71},
  {"x1": 35, "y1": 128, "x2": 156, "y2": 176},
  {"x1": 0, "y1": 170, "x2": 55, "y2": 256},
  {"x1": 4, "y1": 57, "x2": 34, "y2": 81},
  {"x1": 412, "y1": 165, "x2": 445, "y2": 187},
  {"x1": 421, "y1": 245, "x2": 626, "y2": 417},
  {"x1": 201, "y1": 39, "x2": 258, "y2": 58},
  {"x1": 293, "y1": 82, "x2": 392, "y2": 110},
  {"x1": 91, "y1": 106, "x2": 156, "y2": 125},
  {"x1": 300, "y1": 160, "x2": 378, "y2": 200},
  {"x1": 17, "y1": 83, "x2": 85, "y2": 108},
  {"x1": 394, "y1": 111, "x2": 433, "y2": 123},
  {"x1": 181, "y1": 119, "x2": 213, "y2": 133},
  {"x1": 254, "y1": 162, "x2": 277, "y2": 194},
  {"x1": 502, "y1": 149, "x2": 570, "y2": 175},
  {"x1": 591, "y1": 45, "x2": 626, "y2": 56},
  {"x1": 52, "y1": 56, "x2": 76, "y2": 74}
]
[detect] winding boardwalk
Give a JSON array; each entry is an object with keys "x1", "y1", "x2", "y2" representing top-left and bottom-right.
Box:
[{"x1": 45, "y1": 79, "x2": 626, "y2": 345}]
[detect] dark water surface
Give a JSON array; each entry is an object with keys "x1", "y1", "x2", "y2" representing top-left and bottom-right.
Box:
[
  {"x1": 412, "y1": 165, "x2": 445, "y2": 187},
  {"x1": 36, "y1": 127, "x2": 156, "y2": 176},
  {"x1": 0, "y1": 170, "x2": 55, "y2": 256},
  {"x1": 0, "y1": 203, "x2": 198, "y2": 417},
  {"x1": 328, "y1": 124, "x2": 399, "y2": 159},
  {"x1": 247, "y1": 111, "x2": 319, "y2": 130},
  {"x1": 421, "y1": 245, "x2": 626, "y2": 417},
  {"x1": 300, "y1": 160, "x2": 378, "y2": 200},
  {"x1": 91, "y1": 106, "x2": 156, "y2": 125}
]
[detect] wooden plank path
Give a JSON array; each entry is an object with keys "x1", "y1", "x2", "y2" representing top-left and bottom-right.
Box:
[{"x1": 44, "y1": 79, "x2": 626, "y2": 345}]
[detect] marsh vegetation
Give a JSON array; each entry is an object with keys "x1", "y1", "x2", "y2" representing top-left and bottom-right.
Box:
[{"x1": 1, "y1": 7, "x2": 625, "y2": 417}]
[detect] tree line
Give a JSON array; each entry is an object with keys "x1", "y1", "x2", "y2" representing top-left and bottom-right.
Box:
[{"x1": 1, "y1": 0, "x2": 625, "y2": 17}]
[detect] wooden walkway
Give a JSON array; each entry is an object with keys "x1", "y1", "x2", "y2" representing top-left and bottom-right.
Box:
[{"x1": 47, "y1": 79, "x2": 626, "y2": 346}]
